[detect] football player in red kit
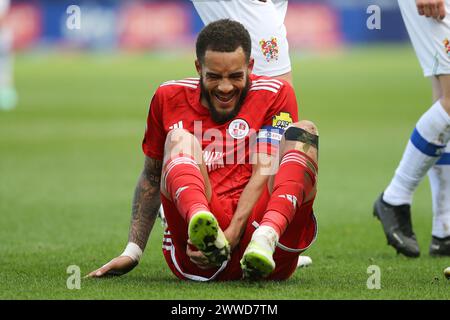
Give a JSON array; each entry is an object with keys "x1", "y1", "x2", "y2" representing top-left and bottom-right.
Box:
[{"x1": 88, "y1": 19, "x2": 319, "y2": 281}]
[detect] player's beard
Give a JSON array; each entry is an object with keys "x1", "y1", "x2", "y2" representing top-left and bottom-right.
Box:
[{"x1": 200, "y1": 75, "x2": 250, "y2": 125}]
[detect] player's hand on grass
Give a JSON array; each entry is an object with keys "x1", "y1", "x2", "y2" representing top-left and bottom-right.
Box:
[
  {"x1": 417, "y1": 0, "x2": 446, "y2": 20},
  {"x1": 186, "y1": 240, "x2": 217, "y2": 270},
  {"x1": 86, "y1": 256, "x2": 138, "y2": 278}
]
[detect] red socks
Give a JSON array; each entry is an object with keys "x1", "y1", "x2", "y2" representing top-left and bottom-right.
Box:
[
  {"x1": 163, "y1": 155, "x2": 209, "y2": 222},
  {"x1": 260, "y1": 150, "x2": 318, "y2": 236},
  {"x1": 163, "y1": 150, "x2": 317, "y2": 235}
]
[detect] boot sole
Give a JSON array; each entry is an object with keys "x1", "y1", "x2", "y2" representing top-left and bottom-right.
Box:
[{"x1": 188, "y1": 212, "x2": 230, "y2": 265}]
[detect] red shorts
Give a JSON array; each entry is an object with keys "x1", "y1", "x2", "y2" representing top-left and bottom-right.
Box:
[{"x1": 161, "y1": 187, "x2": 317, "y2": 281}]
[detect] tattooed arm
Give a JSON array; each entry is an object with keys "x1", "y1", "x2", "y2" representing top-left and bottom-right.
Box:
[
  {"x1": 87, "y1": 156, "x2": 162, "y2": 277},
  {"x1": 128, "y1": 156, "x2": 162, "y2": 249}
]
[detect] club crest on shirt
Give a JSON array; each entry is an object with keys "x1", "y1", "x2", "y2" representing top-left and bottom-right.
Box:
[
  {"x1": 228, "y1": 119, "x2": 250, "y2": 139},
  {"x1": 444, "y1": 38, "x2": 450, "y2": 57},
  {"x1": 260, "y1": 37, "x2": 279, "y2": 62},
  {"x1": 272, "y1": 112, "x2": 293, "y2": 129}
]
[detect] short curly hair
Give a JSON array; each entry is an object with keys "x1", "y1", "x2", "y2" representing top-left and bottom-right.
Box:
[{"x1": 196, "y1": 19, "x2": 252, "y2": 64}]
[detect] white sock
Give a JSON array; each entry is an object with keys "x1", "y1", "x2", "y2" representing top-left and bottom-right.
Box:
[
  {"x1": 0, "y1": 27, "x2": 13, "y2": 88},
  {"x1": 252, "y1": 225, "x2": 279, "y2": 253},
  {"x1": 384, "y1": 101, "x2": 450, "y2": 205},
  {"x1": 429, "y1": 143, "x2": 450, "y2": 238}
]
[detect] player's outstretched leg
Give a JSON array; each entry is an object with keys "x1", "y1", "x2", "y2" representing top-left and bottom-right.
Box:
[
  {"x1": 375, "y1": 75, "x2": 450, "y2": 257},
  {"x1": 161, "y1": 128, "x2": 230, "y2": 265},
  {"x1": 241, "y1": 121, "x2": 319, "y2": 279}
]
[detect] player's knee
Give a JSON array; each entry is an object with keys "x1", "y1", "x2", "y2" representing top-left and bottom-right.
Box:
[
  {"x1": 164, "y1": 128, "x2": 202, "y2": 161},
  {"x1": 290, "y1": 120, "x2": 319, "y2": 136},
  {"x1": 281, "y1": 120, "x2": 319, "y2": 162},
  {"x1": 165, "y1": 128, "x2": 193, "y2": 149},
  {"x1": 166, "y1": 128, "x2": 191, "y2": 140}
]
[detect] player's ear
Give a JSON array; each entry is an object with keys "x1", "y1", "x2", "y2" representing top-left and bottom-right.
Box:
[
  {"x1": 195, "y1": 59, "x2": 202, "y2": 76},
  {"x1": 248, "y1": 57, "x2": 255, "y2": 74}
]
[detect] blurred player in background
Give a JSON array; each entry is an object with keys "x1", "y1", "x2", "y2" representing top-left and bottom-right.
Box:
[
  {"x1": 374, "y1": 0, "x2": 450, "y2": 257},
  {"x1": 0, "y1": 0, "x2": 17, "y2": 110},
  {"x1": 88, "y1": 19, "x2": 319, "y2": 281}
]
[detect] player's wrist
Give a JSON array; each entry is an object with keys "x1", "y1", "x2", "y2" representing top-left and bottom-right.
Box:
[
  {"x1": 120, "y1": 242, "x2": 143, "y2": 262},
  {"x1": 229, "y1": 216, "x2": 247, "y2": 235},
  {"x1": 225, "y1": 222, "x2": 245, "y2": 246}
]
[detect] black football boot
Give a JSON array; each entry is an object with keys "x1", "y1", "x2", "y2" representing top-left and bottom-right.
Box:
[
  {"x1": 373, "y1": 193, "x2": 420, "y2": 257},
  {"x1": 429, "y1": 236, "x2": 450, "y2": 256}
]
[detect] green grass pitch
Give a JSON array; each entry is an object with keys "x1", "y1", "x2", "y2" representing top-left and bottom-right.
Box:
[{"x1": 0, "y1": 45, "x2": 449, "y2": 299}]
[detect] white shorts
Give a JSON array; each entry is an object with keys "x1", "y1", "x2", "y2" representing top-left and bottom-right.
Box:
[
  {"x1": 192, "y1": 0, "x2": 291, "y2": 77},
  {"x1": 0, "y1": 0, "x2": 10, "y2": 18},
  {"x1": 399, "y1": 0, "x2": 450, "y2": 77}
]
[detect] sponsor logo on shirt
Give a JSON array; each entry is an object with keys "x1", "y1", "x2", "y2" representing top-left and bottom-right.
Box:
[
  {"x1": 272, "y1": 112, "x2": 293, "y2": 129},
  {"x1": 228, "y1": 119, "x2": 250, "y2": 140},
  {"x1": 260, "y1": 37, "x2": 279, "y2": 62}
]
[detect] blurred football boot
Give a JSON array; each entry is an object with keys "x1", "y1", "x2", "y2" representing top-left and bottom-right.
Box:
[{"x1": 429, "y1": 236, "x2": 450, "y2": 256}]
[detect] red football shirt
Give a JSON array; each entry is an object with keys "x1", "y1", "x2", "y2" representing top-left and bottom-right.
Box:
[{"x1": 142, "y1": 74, "x2": 299, "y2": 199}]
